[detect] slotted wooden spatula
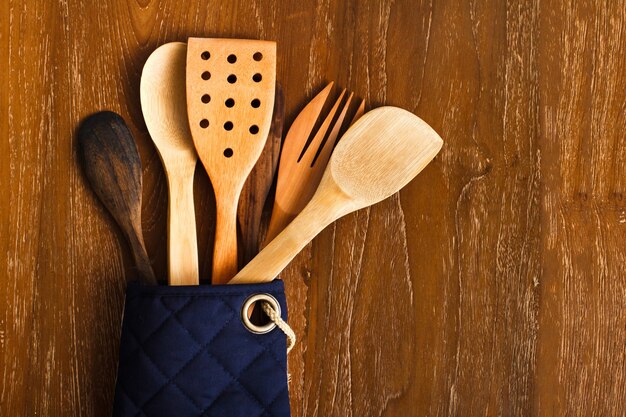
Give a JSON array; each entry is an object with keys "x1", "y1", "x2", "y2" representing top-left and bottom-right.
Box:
[{"x1": 187, "y1": 38, "x2": 276, "y2": 284}]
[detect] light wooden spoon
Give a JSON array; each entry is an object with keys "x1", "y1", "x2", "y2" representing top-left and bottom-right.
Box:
[
  {"x1": 228, "y1": 106, "x2": 443, "y2": 284},
  {"x1": 141, "y1": 42, "x2": 199, "y2": 285}
]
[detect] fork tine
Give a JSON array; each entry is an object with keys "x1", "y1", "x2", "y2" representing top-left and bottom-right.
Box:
[
  {"x1": 313, "y1": 92, "x2": 353, "y2": 169},
  {"x1": 349, "y1": 99, "x2": 365, "y2": 126},
  {"x1": 281, "y1": 82, "x2": 333, "y2": 162},
  {"x1": 299, "y1": 88, "x2": 347, "y2": 167}
]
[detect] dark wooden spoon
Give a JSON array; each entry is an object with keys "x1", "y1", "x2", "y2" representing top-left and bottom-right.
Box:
[
  {"x1": 237, "y1": 85, "x2": 285, "y2": 266},
  {"x1": 77, "y1": 111, "x2": 156, "y2": 284}
]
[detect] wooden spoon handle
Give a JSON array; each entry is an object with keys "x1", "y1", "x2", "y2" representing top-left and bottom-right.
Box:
[
  {"x1": 229, "y1": 188, "x2": 346, "y2": 284},
  {"x1": 127, "y1": 227, "x2": 157, "y2": 284},
  {"x1": 213, "y1": 196, "x2": 239, "y2": 284},
  {"x1": 166, "y1": 173, "x2": 199, "y2": 285}
]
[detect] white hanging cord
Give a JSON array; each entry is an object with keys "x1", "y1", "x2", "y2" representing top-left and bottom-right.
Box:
[{"x1": 261, "y1": 301, "x2": 296, "y2": 353}]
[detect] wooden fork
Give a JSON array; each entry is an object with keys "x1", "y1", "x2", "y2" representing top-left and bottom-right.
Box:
[{"x1": 263, "y1": 82, "x2": 365, "y2": 244}]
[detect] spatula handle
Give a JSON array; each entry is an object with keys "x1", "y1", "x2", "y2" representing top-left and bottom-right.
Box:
[
  {"x1": 213, "y1": 196, "x2": 239, "y2": 284},
  {"x1": 166, "y1": 173, "x2": 199, "y2": 285}
]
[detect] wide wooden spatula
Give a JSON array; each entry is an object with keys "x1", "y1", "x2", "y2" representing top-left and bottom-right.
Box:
[
  {"x1": 187, "y1": 38, "x2": 276, "y2": 284},
  {"x1": 229, "y1": 107, "x2": 443, "y2": 284}
]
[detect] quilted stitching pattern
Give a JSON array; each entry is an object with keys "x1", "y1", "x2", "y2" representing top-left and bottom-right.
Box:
[{"x1": 112, "y1": 281, "x2": 291, "y2": 417}]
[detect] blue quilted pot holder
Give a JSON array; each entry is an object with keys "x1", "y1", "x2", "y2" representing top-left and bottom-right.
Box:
[{"x1": 112, "y1": 280, "x2": 291, "y2": 417}]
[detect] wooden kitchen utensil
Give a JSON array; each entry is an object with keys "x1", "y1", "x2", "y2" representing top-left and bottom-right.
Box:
[
  {"x1": 238, "y1": 84, "x2": 285, "y2": 266},
  {"x1": 141, "y1": 42, "x2": 199, "y2": 286},
  {"x1": 263, "y1": 82, "x2": 360, "y2": 244},
  {"x1": 229, "y1": 106, "x2": 443, "y2": 284},
  {"x1": 351, "y1": 99, "x2": 366, "y2": 126},
  {"x1": 187, "y1": 38, "x2": 276, "y2": 284},
  {"x1": 78, "y1": 111, "x2": 156, "y2": 284}
]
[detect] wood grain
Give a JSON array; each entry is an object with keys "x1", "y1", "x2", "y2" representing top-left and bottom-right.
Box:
[
  {"x1": 238, "y1": 84, "x2": 285, "y2": 265},
  {"x1": 1, "y1": 0, "x2": 624, "y2": 416}
]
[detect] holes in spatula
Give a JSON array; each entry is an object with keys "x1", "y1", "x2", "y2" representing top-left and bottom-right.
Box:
[
  {"x1": 224, "y1": 121, "x2": 233, "y2": 131},
  {"x1": 223, "y1": 148, "x2": 233, "y2": 158},
  {"x1": 252, "y1": 73, "x2": 262, "y2": 82},
  {"x1": 251, "y1": 99, "x2": 261, "y2": 108},
  {"x1": 253, "y1": 52, "x2": 263, "y2": 61},
  {"x1": 225, "y1": 98, "x2": 235, "y2": 108},
  {"x1": 227, "y1": 54, "x2": 237, "y2": 63},
  {"x1": 249, "y1": 125, "x2": 259, "y2": 135},
  {"x1": 201, "y1": 94, "x2": 211, "y2": 104},
  {"x1": 201, "y1": 51, "x2": 210, "y2": 60},
  {"x1": 199, "y1": 119, "x2": 209, "y2": 128},
  {"x1": 227, "y1": 74, "x2": 237, "y2": 84},
  {"x1": 201, "y1": 71, "x2": 211, "y2": 80}
]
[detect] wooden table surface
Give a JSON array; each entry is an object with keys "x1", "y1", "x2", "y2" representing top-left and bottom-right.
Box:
[{"x1": 1, "y1": 1, "x2": 624, "y2": 416}]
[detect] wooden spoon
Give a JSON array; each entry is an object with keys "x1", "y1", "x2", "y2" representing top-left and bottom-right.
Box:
[
  {"x1": 238, "y1": 84, "x2": 284, "y2": 266},
  {"x1": 141, "y1": 42, "x2": 199, "y2": 286},
  {"x1": 228, "y1": 107, "x2": 443, "y2": 284},
  {"x1": 78, "y1": 111, "x2": 156, "y2": 284},
  {"x1": 186, "y1": 38, "x2": 276, "y2": 284}
]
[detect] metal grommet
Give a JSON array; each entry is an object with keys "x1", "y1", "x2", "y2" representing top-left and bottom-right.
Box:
[{"x1": 241, "y1": 293, "x2": 281, "y2": 334}]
